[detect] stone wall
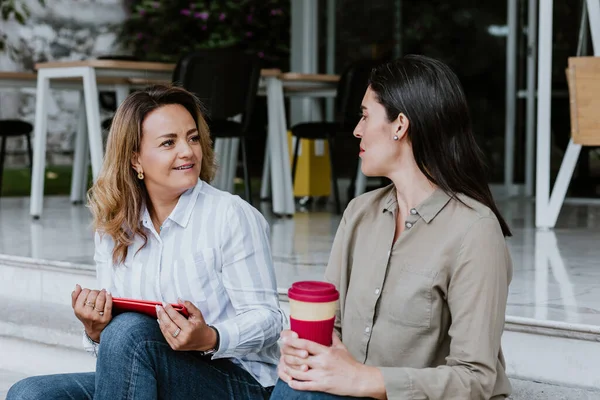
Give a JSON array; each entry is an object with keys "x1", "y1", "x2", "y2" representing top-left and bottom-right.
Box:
[{"x1": 0, "y1": 0, "x2": 126, "y2": 167}]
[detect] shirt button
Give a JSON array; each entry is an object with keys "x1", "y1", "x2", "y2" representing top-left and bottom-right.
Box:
[
  {"x1": 405, "y1": 222, "x2": 413, "y2": 229},
  {"x1": 410, "y1": 208, "x2": 417, "y2": 215},
  {"x1": 375, "y1": 288, "x2": 380, "y2": 295},
  {"x1": 365, "y1": 326, "x2": 371, "y2": 333}
]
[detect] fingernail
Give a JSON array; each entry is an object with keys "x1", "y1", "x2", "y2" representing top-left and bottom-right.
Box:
[
  {"x1": 162, "y1": 302, "x2": 168, "y2": 307},
  {"x1": 156, "y1": 318, "x2": 161, "y2": 325},
  {"x1": 291, "y1": 331, "x2": 298, "y2": 339},
  {"x1": 155, "y1": 305, "x2": 161, "y2": 314},
  {"x1": 106, "y1": 290, "x2": 111, "y2": 296}
]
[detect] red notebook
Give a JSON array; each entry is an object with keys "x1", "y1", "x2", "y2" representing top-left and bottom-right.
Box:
[{"x1": 112, "y1": 297, "x2": 189, "y2": 318}]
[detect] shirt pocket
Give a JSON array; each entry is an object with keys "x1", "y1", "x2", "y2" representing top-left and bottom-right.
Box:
[
  {"x1": 172, "y1": 248, "x2": 223, "y2": 303},
  {"x1": 384, "y1": 262, "x2": 437, "y2": 329}
]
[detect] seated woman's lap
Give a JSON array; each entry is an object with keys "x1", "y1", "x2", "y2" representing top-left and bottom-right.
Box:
[
  {"x1": 270, "y1": 379, "x2": 374, "y2": 400},
  {"x1": 9, "y1": 313, "x2": 271, "y2": 400}
]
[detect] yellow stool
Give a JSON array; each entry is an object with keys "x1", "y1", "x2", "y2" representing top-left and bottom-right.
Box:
[{"x1": 287, "y1": 132, "x2": 331, "y2": 198}]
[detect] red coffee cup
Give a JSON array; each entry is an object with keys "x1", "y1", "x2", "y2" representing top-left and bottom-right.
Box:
[{"x1": 288, "y1": 281, "x2": 339, "y2": 346}]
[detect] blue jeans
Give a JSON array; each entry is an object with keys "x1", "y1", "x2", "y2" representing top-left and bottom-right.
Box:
[
  {"x1": 270, "y1": 379, "x2": 374, "y2": 399},
  {"x1": 7, "y1": 313, "x2": 273, "y2": 400}
]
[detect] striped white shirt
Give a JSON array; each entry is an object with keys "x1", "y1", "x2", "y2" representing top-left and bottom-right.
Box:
[{"x1": 84, "y1": 179, "x2": 285, "y2": 387}]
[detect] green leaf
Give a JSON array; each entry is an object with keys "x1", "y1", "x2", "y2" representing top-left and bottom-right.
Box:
[
  {"x1": 21, "y1": 2, "x2": 30, "y2": 17},
  {"x1": 14, "y1": 11, "x2": 25, "y2": 24}
]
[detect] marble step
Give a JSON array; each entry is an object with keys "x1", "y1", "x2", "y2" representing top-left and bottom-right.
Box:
[{"x1": 2, "y1": 255, "x2": 600, "y2": 395}]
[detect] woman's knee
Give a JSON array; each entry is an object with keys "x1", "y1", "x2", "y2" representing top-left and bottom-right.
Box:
[
  {"x1": 6, "y1": 376, "x2": 46, "y2": 400},
  {"x1": 101, "y1": 312, "x2": 162, "y2": 347},
  {"x1": 97, "y1": 312, "x2": 165, "y2": 365},
  {"x1": 270, "y1": 379, "x2": 343, "y2": 400},
  {"x1": 6, "y1": 373, "x2": 95, "y2": 400}
]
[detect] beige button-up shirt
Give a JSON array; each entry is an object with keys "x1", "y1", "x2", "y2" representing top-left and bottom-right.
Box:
[{"x1": 325, "y1": 185, "x2": 512, "y2": 400}]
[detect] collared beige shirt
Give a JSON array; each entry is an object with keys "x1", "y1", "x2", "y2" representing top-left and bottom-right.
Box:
[{"x1": 325, "y1": 185, "x2": 512, "y2": 400}]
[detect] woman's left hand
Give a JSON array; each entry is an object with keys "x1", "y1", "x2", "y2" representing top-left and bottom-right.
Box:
[
  {"x1": 156, "y1": 300, "x2": 217, "y2": 352},
  {"x1": 281, "y1": 333, "x2": 370, "y2": 397}
]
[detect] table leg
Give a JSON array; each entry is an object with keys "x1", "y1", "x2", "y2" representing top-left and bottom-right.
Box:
[
  {"x1": 213, "y1": 138, "x2": 226, "y2": 190},
  {"x1": 260, "y1": 138, "x2": 271, "y2": 200},
  {"x1": 70, "y1": 92, "x2": 89, "y2": 204},
  {"x1": 266, "y1": 77, "x2": 295, "y2": 216},
  {"x1": 226, "y1": 138, "x2": 240, "y2": 194},
  {"x1": 29, "y1": 72, "x2": 50, "y2": 219},
  {"x1": 276, "y1": 83, "x2": 295, "y2": 215},
  {"x1": 81, "y1": 67, "x2": 103, "y2": 181},
  {"x1": 115, "y1": 84, "x2": 129, "y2": 106}
]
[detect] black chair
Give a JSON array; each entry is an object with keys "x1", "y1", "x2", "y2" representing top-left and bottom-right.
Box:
[
  {"x1": 173, "y1": 49, "x2": 262, "y2": 204},
  {"x1": 0, "y1": 120, "x2": 33, "y2": 194},
  {"x1": 97, "y1": 55, "x2": 139, "y2": 112},
  {"x1": 290, "y1": 59, "x2": 377, "y2": 214}
]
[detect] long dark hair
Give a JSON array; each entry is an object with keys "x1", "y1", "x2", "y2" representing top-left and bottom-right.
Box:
[{"x1": 369, "y1": 55, "x2": 511, "y2": 237}]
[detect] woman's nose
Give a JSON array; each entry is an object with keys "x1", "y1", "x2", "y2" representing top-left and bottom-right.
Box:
[
  {"x1": 178, "y1": 142, "x2": 194, "y2": 157},
  {"x1": 353, "y1": 123, "x2": 362, "y2": 138}
]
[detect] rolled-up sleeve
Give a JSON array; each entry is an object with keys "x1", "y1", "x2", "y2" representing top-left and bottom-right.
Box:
[
  {"x1": 379, "y1": 217, "x2": 512, "y2": 400},
  {"x1": 212, "y1": 199, "x2": 285, "y2": 359}
]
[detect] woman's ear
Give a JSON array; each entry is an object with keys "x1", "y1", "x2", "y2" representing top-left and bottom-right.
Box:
[
  {"x1": 394, "y1": 113, "x2": 410, "y2": 141},
  {"x1": 131, "y1": 152, "x2": 142, "y2": 174}
]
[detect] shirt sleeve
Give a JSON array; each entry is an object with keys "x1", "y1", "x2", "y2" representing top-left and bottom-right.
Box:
[
  {"x1": 83, "y1": 231, "x2": 115, "y2": 357},
  {"x1": 211, "y1": 199, "x2": 286, "y2": 359},
  {"x1": 378, "y1": 217, "x2": 512, "y2": 400}
]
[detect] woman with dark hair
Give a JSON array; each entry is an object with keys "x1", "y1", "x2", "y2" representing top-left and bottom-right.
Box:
[
  {"x1": 8, "y1": 85, "x2": 284, "y2": 399},
  {"x1": 271, "y1": 55, "x2": 513, "y2": 400}
]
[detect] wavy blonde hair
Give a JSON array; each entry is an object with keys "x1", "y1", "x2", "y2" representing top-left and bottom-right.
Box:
[{"x1": 87, "y1": 85, "x2": 216, "y2": 265}]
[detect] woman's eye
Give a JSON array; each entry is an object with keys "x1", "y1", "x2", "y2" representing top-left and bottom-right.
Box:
[
  {"x1": 189, "y1": 135, "x2": 200, "y2": 142},
  {"x1": 160, "y1": 139, "x2": 175, "y2": 147}
]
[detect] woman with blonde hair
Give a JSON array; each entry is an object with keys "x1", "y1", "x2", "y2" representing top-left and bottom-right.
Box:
[{"x1": 8, "y1": 85, "x2": 284, "y2": 400}]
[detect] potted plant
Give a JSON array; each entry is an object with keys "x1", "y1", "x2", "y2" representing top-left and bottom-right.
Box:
[{"x1": 119, "y1": 0, "x2": 290, "y2": 69}]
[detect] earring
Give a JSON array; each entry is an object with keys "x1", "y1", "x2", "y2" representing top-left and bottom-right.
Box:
[
  {"x1": 393, "y1": 135, "x2": 399, "y2": 141},
  {"x1": 137, "y1": 171, "x2": 144, "y2": 180}
]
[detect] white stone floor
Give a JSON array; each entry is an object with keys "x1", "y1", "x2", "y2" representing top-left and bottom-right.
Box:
[
  {"x1": 0, "y1": 370, "x2": 24, "y2": 399},
  {"x1": 1, "y1": 194, "x2": 600, "y2": 327}
]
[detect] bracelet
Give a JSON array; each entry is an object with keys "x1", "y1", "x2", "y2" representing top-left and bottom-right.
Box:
[
  {"x1": 84, "y1": 330, "x2": 100, "y2": 345},
  {"x1": 199, "y1": 325, "x2": 220, "y2": 356}
]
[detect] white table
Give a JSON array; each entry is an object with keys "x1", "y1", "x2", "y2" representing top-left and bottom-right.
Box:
[
  {"x1": 0, "y1": 69, "x2": 164, "y2": 205},
  {"x1": 1, "y1": 63, "x2": 338, "y2": 218},
  {"x1": 259, "y1": 72, "x2": 338, "y2": 215},
  {"x1": 27, "y1": 60, "x2": 172, "y2": 219}
]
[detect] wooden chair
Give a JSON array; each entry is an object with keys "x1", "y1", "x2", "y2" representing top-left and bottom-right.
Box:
[
  {"x1": 567, "y1": 57, "x2": 600, "y2": 194},
  {"x1": 567, "y1": 56, "x2": 600, "y2": 146}
]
